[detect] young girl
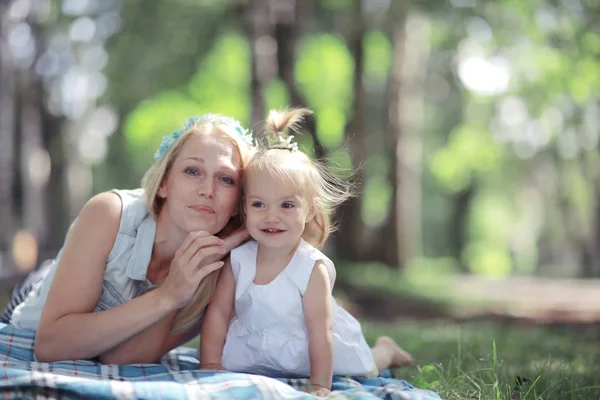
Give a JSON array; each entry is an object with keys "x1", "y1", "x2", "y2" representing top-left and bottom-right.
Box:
[{"x1": 200, "y1": 108, "x2": 413, "y2": 394}]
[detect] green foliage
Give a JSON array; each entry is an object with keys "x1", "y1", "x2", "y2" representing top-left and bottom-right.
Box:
[
  {"x1": 363, "y1": 30, "x2": 392, "y2": 87},
  {"x1": 295, "y1": 34, "x2": 354, "y2": 147},
  {"x1": 187, "y1": 33, "x2": 251, "y2": 117},
  {"x1": 263, "y1": 78, "x2": 291, "y2": 112},
  {"x1": 430, "y1": 123, "x2": 503, "y2": 193},
  {"x1": 361, "y1": 176, "x2": 392, "y2": 227}
]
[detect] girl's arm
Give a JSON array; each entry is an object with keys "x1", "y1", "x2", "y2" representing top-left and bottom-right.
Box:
[
  {"x1": 199, "y1": 259, "x2": 235, "y2": 369},
  {"x1": 35, "y1": 192, "x2": 226, "y2": 362},
  {"x1": 302, "y1": 261, "x2": 334, "y2": 392}
]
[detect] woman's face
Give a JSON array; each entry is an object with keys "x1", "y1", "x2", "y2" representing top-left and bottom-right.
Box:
[{"x1": 158, "y1": 132, "x2": 242, "y2": 235}]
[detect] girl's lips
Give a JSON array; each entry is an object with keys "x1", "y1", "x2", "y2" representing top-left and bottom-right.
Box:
[
  {"x1": 190, "y1": 205, "x2": 215, "y2": 214},
  {"x1": 260, "y1": 228, "x2": 285, "y2": 235}
]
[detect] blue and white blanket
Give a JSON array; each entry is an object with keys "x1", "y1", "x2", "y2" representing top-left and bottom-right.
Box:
[{"x1": 0, "y1": 323, "x2": 441, "y2": 399}]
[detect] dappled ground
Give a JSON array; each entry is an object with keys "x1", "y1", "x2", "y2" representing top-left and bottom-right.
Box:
[{"x1": 337, "y1": 263, "x2": 600, "y2": 326}]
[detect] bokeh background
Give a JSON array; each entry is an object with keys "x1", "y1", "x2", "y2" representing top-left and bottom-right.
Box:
[{"x1": 1, "y1": 0, "x2": 600, "y2": 397}]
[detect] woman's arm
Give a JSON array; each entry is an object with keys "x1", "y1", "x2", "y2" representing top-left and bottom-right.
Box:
[
  {"x1": 99, "y1": 226, "x2": 249, "y2": 365},
  {"x1": 35, "y1": 193, "x2": 226, "y2": 362},
  {"x1": 302, "y1": 261, "x2": 334, "y2": 392},
  {"x1": 98, "y1": 310, "x2": 202, "y2": 364},
  {"x1": 199, "y1": 259, "x2": 235, "y2": 369},
  {"x1": 98, "y1": 229, "x2": 248, "y2": 365}
]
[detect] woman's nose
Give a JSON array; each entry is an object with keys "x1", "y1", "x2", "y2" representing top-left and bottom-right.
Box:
[{"x1": 198, "y1": 179, "x2": 215, "y2": 198}]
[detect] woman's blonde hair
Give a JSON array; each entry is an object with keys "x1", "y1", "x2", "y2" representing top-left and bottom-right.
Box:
[
  {"x1": 141, "y1": 116, "x2": 253, "y2": 334},
  {"x1": 242, "y1": 108, "x2": 354, "y2": 248}
]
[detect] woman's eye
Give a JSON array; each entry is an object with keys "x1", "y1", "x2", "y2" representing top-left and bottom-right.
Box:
[
  {"x1": 221, "y1": 176, "x2": 235, "y2": 185},
  {"x1": 282, "y1": 202, "x2": 294, "y2": 209},
  {"x1": 184, "y1": 167, "x2": 201, "y2": 176}
]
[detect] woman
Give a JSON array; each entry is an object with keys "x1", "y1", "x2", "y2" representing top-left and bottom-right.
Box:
[{"x1": 8, "y1": 114, "x2": 254, "y2": 364}]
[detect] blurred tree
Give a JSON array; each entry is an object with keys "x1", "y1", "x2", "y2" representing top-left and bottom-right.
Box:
[
  {"x1": 18, "y1": 5, "x2": 49, "y2": 256},
  {"x1": 244, "y1": 0, "x2": 271, "y2": 131},
  {"x1": 274, "y1": 0, "x2": 325, "y2": 159},
  {"x1": 0, "y1": 1, "x2": 17, "y2": 255},
  {"x1": 334, "y1": 0, "x2": 367, "y2": 261},
  {"x1": 383, "y1": 3, "x2": 430, "y2": 267}
]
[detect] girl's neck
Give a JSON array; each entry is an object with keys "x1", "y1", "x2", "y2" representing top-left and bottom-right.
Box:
[{"x1": 256, "y1": 239, "x2": 301, "y2": 270}]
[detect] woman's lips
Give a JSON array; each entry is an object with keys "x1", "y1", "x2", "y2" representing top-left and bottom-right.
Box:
[{"x1": 190, "y1": 205, "x2": 215, "y2": 214}]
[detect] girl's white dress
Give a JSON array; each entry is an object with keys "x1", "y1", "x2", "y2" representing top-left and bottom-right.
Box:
[{"x1": 221, "y1": 239, "x2": 376, "y2": 378}]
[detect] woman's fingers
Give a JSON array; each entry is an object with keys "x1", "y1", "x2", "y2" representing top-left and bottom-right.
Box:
[
  {"x1": 188, "y1": 243, "x2": 227, "y2": 269},
  {"x1": 178, "y1": 234, "x2": 224, "y2": 265},
  {"x1": 175, "y1": 231, "x2": 211, "y2": 258},
  {"x1": 194, "y1": 261, "x2": 225, "y2": 281}
]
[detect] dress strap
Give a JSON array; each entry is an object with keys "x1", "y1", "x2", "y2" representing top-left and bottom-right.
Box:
[
  {"x1": 230, "y1": 240, "x2": 259, "y2": 299},
  {"x1": 285, "y1": 240, "x2": 336, "y2": 295}
]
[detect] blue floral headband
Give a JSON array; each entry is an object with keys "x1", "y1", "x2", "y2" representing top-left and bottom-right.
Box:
[{"x1": 154, "y1": 114, "x2": 254, "y2": 161}]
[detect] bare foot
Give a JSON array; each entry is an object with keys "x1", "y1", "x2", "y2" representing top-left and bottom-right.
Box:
[{"x1": 376, "y1": 336, "x2": 414, "y2": 366}]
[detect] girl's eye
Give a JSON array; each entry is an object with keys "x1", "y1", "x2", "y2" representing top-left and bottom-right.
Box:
[
  {"x1": 184, "y1": 167, "x2": 201, "y2": 176},
  {"x1": 251, "y1": 202, "x2": 264, "y2": 208},
  {"x1": 282, "y1": 202, "x2": 294, "y2": 209},
  {"x1": 221, "y1": 176, "x2": 235, "y2": 185}
]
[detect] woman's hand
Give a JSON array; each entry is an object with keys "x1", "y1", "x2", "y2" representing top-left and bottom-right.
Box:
[
  {"x1": 157, "y1": 231, "x2": 227, "y2": 309},
  {"x1": 217, "y1": 216, "x2": 249, "y2": 252}
]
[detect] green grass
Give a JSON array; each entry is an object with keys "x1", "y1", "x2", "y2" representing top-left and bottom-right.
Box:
[{"x1": 363, "y1": 320, "x2": 600, "y2": 400}]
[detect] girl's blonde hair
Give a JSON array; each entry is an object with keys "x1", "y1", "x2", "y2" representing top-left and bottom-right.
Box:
[
  {"x1": 243, "y1": 108, "x2": 354, "y2": 248},
  {"x1": 141, "y1": 118, "x2": 253, "y2": 334}
]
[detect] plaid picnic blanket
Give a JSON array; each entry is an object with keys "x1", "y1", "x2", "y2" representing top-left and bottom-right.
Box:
[{"x1": 0, "y1": 323, "x2": 442, "y2": 400}]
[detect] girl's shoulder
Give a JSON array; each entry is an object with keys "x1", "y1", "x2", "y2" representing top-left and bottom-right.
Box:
[
  {"x1": 229, "y1": 240, "x2": 258, "y2": 276},
  {"x1": 231, "y1": 240, "x2": 258, "y2": 261},
  {"x1": 288, "y1": 240, "x2": 336, "y2": 294}
]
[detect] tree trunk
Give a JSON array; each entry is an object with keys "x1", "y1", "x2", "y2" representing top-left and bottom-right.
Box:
[
  {"x1": 383, "y1": 7, "x2": 430, "y2": 267},
  {"x1": 43, "y1": 109, "x2": 68, "y2": 256},
  {"x1": 0, "y1": 4, "x2": 17, "y2": 253},
  {"x1": 334, "y1": 0, "x2": 366, "y2": 260},
  {"x1": 580, "y1": 172, "x2": 600, "y2": 278},
  {"x1": 450, "y1": 185, "x2": 475, "y2": 272},
  {"x1": 274, "y1": 0, "x2": 326, "y2": 160},
  {"x1": 19, "y1": 14, "x2": 49, "y2": 262},
  {"x1": 245, "y1": 0, "x2": 273, "y2": 135}
]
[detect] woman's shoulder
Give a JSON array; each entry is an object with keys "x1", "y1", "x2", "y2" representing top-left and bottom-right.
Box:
[
  {"x1": 79, "y1": 191, "x2": 123, "y2": 224},
  {"x1": 77, "y1": 188, "x2": 148, "y2": 237},
  {"x1": 108, "y1": 188, "x2": 149, "y2": 234}
]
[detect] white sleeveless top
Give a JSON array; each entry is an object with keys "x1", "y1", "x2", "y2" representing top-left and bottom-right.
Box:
[
  {"x1": 10, "y1": 189, "x2": 158, "y2": 332},
  {"x1": 221, "y1": 239, "x2": 376, "y2": 378}
]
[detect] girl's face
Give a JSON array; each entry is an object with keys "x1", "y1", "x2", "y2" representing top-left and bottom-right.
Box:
[
  {"x1": 243, "y1": 168, "x2": 313, "y2": 250},
  {"x1": 158, "y1": 133, "x2": 242, "y2": 235}
]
